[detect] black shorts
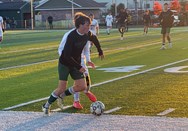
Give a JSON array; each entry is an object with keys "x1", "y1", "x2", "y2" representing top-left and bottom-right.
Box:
[
  {"x1": 144, "y1": 22, "x2": 149, "y2": 26},
  {"x1": 117, "y1": 22, "x2": 126, "y2": 28},
  {"x1": 161, "y1": 27, "x2": 171, "y2": 34},
  {"x1": 58, "y1": 62, "x2": 85, "y2": 81}
]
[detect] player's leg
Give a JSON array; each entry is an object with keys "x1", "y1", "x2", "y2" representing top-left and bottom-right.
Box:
[
  {"x1": 119, "y1": 25, "x2": 125, "y2": 40},
  {"x1": 42, "y1": 62, "x2": 69, "y2": 115},
  {"x1": 166, "y1": 28, "x2": 172, "y2": 48},
  {"x1": 160, "y1": 27, "x2": 166, "y2": 50},
  {"x1": 126, "y1": 22, "x2": 129, "y2": 32},
  {"x1": 84, "y1": 72, "x2": 97, "y2": 102},
  {"x1": 57, "y1": 67, "x2": 86, "y2": 109},
  {"x1": 73, "y1": 92, "x2": 83, "y2": 109},
  {"x1": 146, "y1": 25, "x2": 149, "y2": 34},
  {"x1": 106, "y1": 22, "x2": 110, "y2": 35},
  {"x1": 143, "y1": 25, "x2": 146, "y2": 35}
]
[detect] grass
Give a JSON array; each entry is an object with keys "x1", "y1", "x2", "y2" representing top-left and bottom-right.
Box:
[{"x1": 0, "y1": 27, "x2": 188, "y2": 118}]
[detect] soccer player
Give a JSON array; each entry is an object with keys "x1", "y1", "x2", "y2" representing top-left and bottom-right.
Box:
[
  {"x1": 159, "y1": 3, "x2": 174, "y2": 49},
  {"x1": 42, "y1": 14, "x2": 103, "y2": 115},
  {"x1": 116, "y1": 8, "x2": 128, "y2": 40},
  {"x1": 57, "y1": 13, "x2": 104, "y2": 109},
  {"x1": 89, "y1": 13, "x2": 99, "y2": 36},
  {"x1": 105, "y1": 12, "x2": 113, "y2": 35},
  {"x1": 0, "y1": 16, "x2": 4, "y2": 44},
  {"x1": 143, "y1": 10, "x2": 151, "y2": 35}
]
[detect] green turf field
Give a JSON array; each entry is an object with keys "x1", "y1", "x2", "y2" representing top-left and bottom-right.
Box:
[{"x1": 0, "y1": 27, "x2": 187, "y2": 118}]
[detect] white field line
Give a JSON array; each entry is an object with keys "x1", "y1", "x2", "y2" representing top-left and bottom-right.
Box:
[
  {"x1": 2, "y1": 97, "x2": 49, "y2": 111},
  {"x1": 0, "y1": 46, "x2": 57, "y2": 55},
  {"x1": 0, "y1": 59, "x2": 57, "y2": 71},
  {"x1": 104, "y1": 107, "x2": 122, "y2": 114},
  {"x1": 157, "y1": 108, "x2": 175, "y2": 116},
  {"x1": 51, "y1": 105, "x2": 73, "y2": 112},
  {"x1": 91, "y1": 58, "x2": 188, "y2": 88},
  {"x1": 2, "y1": 58, "x2": 188, "y2": 111}
]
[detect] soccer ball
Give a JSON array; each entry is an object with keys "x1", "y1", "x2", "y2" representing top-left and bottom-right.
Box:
[{"x1": 90, "y1": 101, "x2": 105, "y2": 116}]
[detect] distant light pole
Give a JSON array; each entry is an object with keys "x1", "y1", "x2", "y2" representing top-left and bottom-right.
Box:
[
  {"x1": 31, "y1": 0, "x2": 34, "y2": 30},
  {"x1": 114, "y1": 0, "x2": 117, "y2": 16},
  {"x1": 71, "y1": 0, "x2": 74, "y2": 20},
  {"x1": 134, "y1": 0, "x2": 138, "y2": 24}
]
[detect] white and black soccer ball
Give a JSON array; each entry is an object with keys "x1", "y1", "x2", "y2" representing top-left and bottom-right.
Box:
[{"x1": 90, "y1": 101, "x2": 105, "y2": 116}]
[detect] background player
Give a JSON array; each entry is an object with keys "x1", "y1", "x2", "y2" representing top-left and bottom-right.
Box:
[
  {"x1": 116, "y1": 8, "x2": 128, "y2": 40},
  {"x1": 159, "y1": 3, "x2": 174, "y2": 49},
  {"x1": 143, "y1": 10, "x2": 151, "y2": 35},
  {"x1": 105, "y1": 12, "x2": 113, "y2": 35}
]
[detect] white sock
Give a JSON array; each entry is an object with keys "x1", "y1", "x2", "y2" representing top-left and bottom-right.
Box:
[
  {"x1": 74, "y1": 92, "x2": 80, "y2": 101},
  {"x1": 69, "y1": 87, "x2": 75, "y2": 94}
]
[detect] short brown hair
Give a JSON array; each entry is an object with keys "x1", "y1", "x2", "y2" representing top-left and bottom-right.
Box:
[{"x1": 75, "y1": 15, "x2": 91, "y2": 28}]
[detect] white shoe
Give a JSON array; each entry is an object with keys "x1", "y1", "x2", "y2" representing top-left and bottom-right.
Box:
[
  {"x1": 120, "y1": 37, "x2": 123, "y2": 40},
  {"x1": 42, "y1": 104, "x2": 50, "y2": 116},
  {"x1": 160, "y1": 45, "x2": 166, "y2": 50},
  {"x1": 169, "y1": 43, "x2": 172, "y2": 48},
  {"x1": 57, "y1": 97, "x2": 64, "y2": 109}
]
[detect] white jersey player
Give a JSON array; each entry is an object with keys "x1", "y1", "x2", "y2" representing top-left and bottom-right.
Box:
[
  {"x1": 105, "y1": 12, "x2": 113, "y2": 35},
  {"x1": 0, "y1": 16, "x2": 4, "y2": 43},
  {"x1": 89, "y1": 13, "x2": 99, "y2": 36}
]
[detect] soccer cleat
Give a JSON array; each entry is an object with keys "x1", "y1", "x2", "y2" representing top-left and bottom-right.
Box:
[
  {"x1": 160, "y1": 45, "x2": 166, "y2": 50},
  {"x1": 85, "y1": 91, "x2": 97, "y2": 102},
  {"x1": 42, "y1": 104, "x2": 50, "y2": 116},
  {"x1": 73, "y1": 101, "x2": 83, "y2": 109},
  {"x1": 57, "y1": 97, "x2": 64, "y2": 109},
  {"x1": 120, "y1": 37, "x2": 123, "y2": 40},
  {"x1": 169, "y1": 43, "x2": 172, "y2": 48}
]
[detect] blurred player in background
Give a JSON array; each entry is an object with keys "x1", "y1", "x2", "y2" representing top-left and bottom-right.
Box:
[
  {"x1": 159, "y1": 3, "x2": 174, "y2": 49},
  {"x1": 105, "y1": 12, "x2": 113, "y2": 35},
  {"x1": 116, "y1": 8, "x2": 128, "y2": 40},
  {"x1": 89, "y1": 13, "x2": 99, "y2": 36},
  {"x1": 143, "y1": 10, "x2": 151, "y2": 35}
]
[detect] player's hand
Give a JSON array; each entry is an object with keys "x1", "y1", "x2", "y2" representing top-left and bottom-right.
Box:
[
  {"x1": 79, "y1": 67, "x2": 86, "y2": 73},
  {"x1": 87, "y1": 61, "x2": 95, "y2": 69}
]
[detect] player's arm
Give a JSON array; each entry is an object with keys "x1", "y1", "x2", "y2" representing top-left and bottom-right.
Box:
[
  {"x1": 88, "y1": 31, "x2": 104, "y2": 60},
  {"x1": 83, "y1": 43, "x2": 95, "y2": 69}
]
